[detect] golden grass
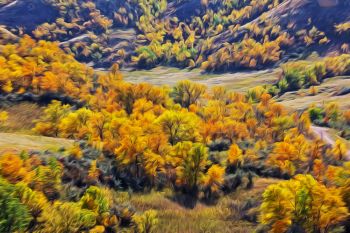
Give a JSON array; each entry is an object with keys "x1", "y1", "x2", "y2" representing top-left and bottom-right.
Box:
[
  {"x1": 0, "y1": 102, "x2": 44, "y2": 134},
  {"x1": 131, "y1": 178, "x2": 280, "y2": 233},
  {"x1": 0, "y1": 132, "x2": 74, "y2": 154},
  {"x1": 122, "y1": 66, "x2": 280, "y2": 94}
]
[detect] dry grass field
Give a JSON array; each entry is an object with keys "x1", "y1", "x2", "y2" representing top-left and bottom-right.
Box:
[{"x1": 131, "y1": 178, "x2": 280, "y2": 233}]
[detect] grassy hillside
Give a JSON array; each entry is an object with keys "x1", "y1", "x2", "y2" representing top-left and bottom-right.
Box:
[
  {"x1": 0, "y1": 132, "x2": 73, "y2": 153},
  {"x1": 0, "y1": 102, "x2": 43, "y2": 134},
  {"x1": 1, "y1": 0, "x2": 350, "y2": 70},
  {"x1": 122, "y1": 67, "x2": 279, "y2": 92},
  {"x1": 277, "y1": 75, "x2": 350, "y2": 110}
]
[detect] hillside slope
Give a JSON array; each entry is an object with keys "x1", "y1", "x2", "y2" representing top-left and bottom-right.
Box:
[
  {"x1": 0, "y1": 132, "x2": 73, "y2": 153},
  {"x1": 0, "y1": 0, "x2": 349, "y2": 70}
]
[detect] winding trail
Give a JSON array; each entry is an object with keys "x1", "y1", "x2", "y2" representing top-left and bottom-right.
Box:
[{"x1": 310, "y1": 125, "x2": 350, "y2": 160}]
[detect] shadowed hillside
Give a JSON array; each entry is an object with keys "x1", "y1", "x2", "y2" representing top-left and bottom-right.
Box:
[
  {"x1": 0, "y1": 0, "x2": 58, "y2": 31},
  {"x1": 0, "y1": 0, "x2": 349, "y2": 70}
]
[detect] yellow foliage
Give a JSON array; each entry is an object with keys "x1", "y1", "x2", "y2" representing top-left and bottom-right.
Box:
[
  {"x1": 0, "y1": 111, "x2": 8, "y2": 125},
  {"x1": 38, "y1": 201, "x2": 96, "y2": 233},
  {"x1": 133, "y1": 210, "x2": 158, "y2": 233},
  {"x1": 331, "y1": 140, "x2": 348, "y2": 161},
  {"x1": 227, "y1": 144, "x2": 243, "y2": 166},
  {"x1": 202, "y1": 164, "x2": 225, "y2": 193},
  {"x1": 260, "y1": 175, "x2": 349, "y2": 233},
  {"x1": 0, "y1": 153, "x2": 31, "y2": 184},
  {"x1": 89, "y1": 225, "x2": 105, "y2": 233},
  {"x1": 309, "y1": 86, "x2": 318, "y2": 96}
]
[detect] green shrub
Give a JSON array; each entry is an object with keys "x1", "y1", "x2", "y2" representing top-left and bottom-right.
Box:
[
  {"x1": 0, "y1": 178, "x2": 32, "y2": 233},
  {"x1": 308, "y1": 107, "x2": 324, "y2": 122}
]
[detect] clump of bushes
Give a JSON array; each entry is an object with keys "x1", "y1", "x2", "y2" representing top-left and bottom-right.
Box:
[{"x1": 274, "y1": 54, "x2": 350, "y2": 95}]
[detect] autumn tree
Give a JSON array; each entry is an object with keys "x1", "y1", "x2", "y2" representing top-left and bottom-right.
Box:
[
  {"x1": 331, "y1": 139, "x2": 348, "y2": 161},
  {"x1": 115, "y1": 123, "x2": 147, "y2": 179},
  {"x1": 34, "y1": 100, "x2": 71, "y2": 137},
  {"x1": 156, "y1": 110, "x2": 201, "y2": 145},
  {"x1": 171, "y1": 80, "x2": 206, "y2": 108},
  {"x1": 201, "y1": 164, "x2": 225, "y2": 200},
  {"x1": 266, "y1": 135, "x2": 308, "y2": 176},
  {"x1": 227, "y1": 143, "x2": 244, "y2": 170},
  {"x1": 260, "y1": 175, "x2": 348, "y2": 233},
  {"x1": 0, "y1": 153, "x2": 31, "y2": 184},
  {"x1": 176, "y1": 143, "x2": 209, "y2": 195},
  {"x1": 59, "y1": 108, "x2": 92, "y2": 139},
  {"x1": 15, "y1": 183, "x2": 48, "y2": 220},
  {"x1": 38, "y1": 202, "x2": 96, "y2": 233},
  {"x1": 30, "y1": 157, "x2": 63, "y2": 200},
  {"x1": 87, "y1": 111, "x2": 110, "y2": 142}
]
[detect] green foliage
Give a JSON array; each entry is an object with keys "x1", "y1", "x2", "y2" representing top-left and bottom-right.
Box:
[
  {"x1": 275, "y1": 55, "x2": 350, "y2": 95},
  {"x1": 0, "y1": 178, "x2": 32, "y2": 233},
  {"x1": 80, "y1": 186, "x2": 111, "y2": 215},
  {"x1": 176, "y1": 143, "x2": 209, "y2": 194},
  {"x1": 308, "y1": 106, "x2": 324, "y2": 122},
  {"x1": 15, "y1": 183, "x2": 48, "y2": 218},
  {"x1": 282, "y1": 67, "x2": 305, "y2": 91}
]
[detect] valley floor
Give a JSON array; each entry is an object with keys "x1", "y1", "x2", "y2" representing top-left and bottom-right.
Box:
[
  {"x1": 122, "y1": 67, "x2": 279, "y2": 93},
  {"x1": 122, "y1": 67, "x2": 350, "y2": 110}
]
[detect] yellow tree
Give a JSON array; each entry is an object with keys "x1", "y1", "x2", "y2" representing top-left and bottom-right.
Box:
[
  {"x1": 34, "y1": 101, "x2": 71, "y2": 137},
  {"x1": 156, "y1": 110, "x2": 201, "y2": 145},
  {"x1": 227, "y1": 143, "x2": 243, "y2": 168},
  {"x1": 38, "y1": 201, "x2": 96, "y2": 233},
  {"x1": 260, "y1": 175, "x2": 348, "y2": 233},
  {"x1": 0, "y1": 153, "x2": 31, "y2": 184},
  {"x1": 331, "y1": 139, "x2": 348, "y2": 161},
  {"x1": 59, "y1": 108, "x2": 92, "y2": 139},
  {"x1": 15, "y1": 183, "x2": 48, "y2": 219},
  {"x1": 176, "y1": 143, "x2": 209, "y2": 195},
  {"x1": 87, "y1": 111, "x2": 110, "y2": 142},
  {"x1": 201, "y1": 164, "x2": 225, "y2": 200},
  {"x1": 143, "y1": 131, "x2": 169, "y2": 184},
  {"x1": 171, "y1": 80, "x2": 206, "y2": 108},
  {"x1": 115, "y1": 124, "x2": 147, "y2": 179},
  {"x1": 325, "y1": 162, "x2": 350, "y2": 214},
  {"x1": 267, "y1": 140, "x2": 297, "y2": 176}
]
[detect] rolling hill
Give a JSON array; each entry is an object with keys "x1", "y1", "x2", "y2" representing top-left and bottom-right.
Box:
[{"x1": 0, "y1": 0, "x2": 349, "y2": 70}]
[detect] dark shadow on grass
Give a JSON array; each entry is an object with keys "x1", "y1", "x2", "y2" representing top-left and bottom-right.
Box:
[{"x1": 168, "y1": 192, "x2": 198, "y2": 209}]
